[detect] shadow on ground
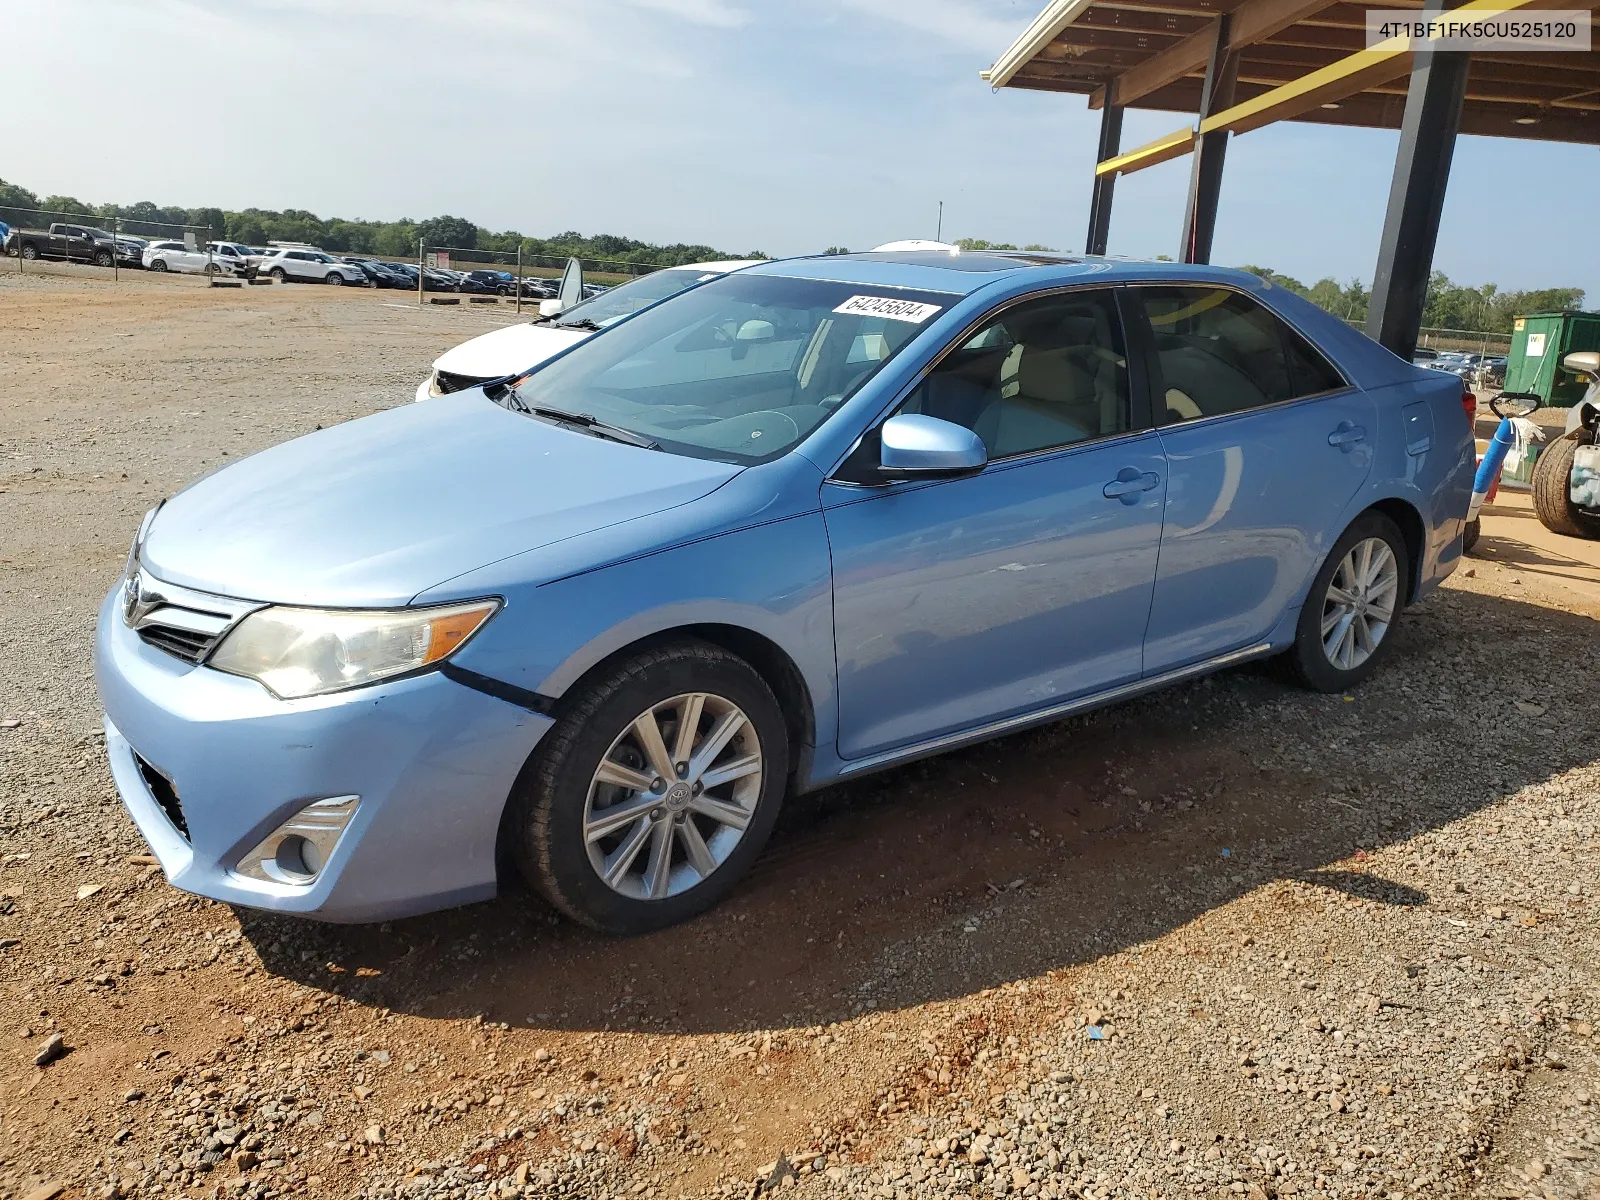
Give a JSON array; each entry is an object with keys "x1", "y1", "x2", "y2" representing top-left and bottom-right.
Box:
[{"x1": 236, "y1": 587, "x2": 1599, "y2": 1035}]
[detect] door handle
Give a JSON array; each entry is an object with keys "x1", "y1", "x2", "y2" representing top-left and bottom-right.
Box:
[
  {"x1": 1327, "y1": 423, "x2": 1367, "y2": 450},
  {"x1": 1103, "y1": 467, "x2": 1161, "y2": 505}
]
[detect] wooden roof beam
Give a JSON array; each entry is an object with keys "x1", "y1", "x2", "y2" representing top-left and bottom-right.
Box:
[
  {"x1": 1103, "y1": 0, "x2": 1338, "y2": 107},
  {"x1": 1095, "y1": 0, "x2": 1574, "y2": 174}
]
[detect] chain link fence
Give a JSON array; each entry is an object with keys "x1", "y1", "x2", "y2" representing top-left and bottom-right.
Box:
[
  {"x1": 0, "y1": 205, "x2": 227, "y2": 282},
  {"x1": 403, "y1": 244, "x2": 657, "y2": 312}
]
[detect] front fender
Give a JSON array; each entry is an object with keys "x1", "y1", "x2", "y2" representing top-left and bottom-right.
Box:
[{"x1": 440, "y1": 511, "x2": 839, "y2": 762}]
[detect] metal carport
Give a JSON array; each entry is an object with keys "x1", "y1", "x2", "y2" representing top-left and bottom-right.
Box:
[{"x1": 982, "y1": 0, "x2": 1600, "y2": 357}]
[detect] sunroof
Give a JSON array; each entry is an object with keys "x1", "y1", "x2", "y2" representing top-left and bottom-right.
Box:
[{"x1": 848, "y1": 251, "x2": 1079, "y2": 273}]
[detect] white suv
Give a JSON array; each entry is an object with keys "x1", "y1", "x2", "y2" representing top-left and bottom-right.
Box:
[
  {"x1": 417, "y1": 259, "x2": 760, "y2": 400},
  {"x1": 142, "y1": 242, "x2": 237, "y2": 276},
  {"x1": 258, "y1": 248, "x2": 367, "y2": 286}
]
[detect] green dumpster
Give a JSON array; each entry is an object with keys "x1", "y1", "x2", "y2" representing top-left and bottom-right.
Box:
[{"x1": 1505, "y1": 310, "x2": 1600, "y2": 406}]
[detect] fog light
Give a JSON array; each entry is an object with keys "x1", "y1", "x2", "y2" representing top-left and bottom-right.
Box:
[{"x1": 233, "y1": 796, "x2": 358, "y2": 887}]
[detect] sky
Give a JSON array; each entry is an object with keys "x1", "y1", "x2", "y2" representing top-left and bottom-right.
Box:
[{"x1": 3, "y1": 0, "x2": 1596, "y2": 299}]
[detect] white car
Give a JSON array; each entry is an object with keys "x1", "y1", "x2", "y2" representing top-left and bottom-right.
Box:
[
  {"x1": 257, "y1": 248, "x2": 368, "y2": 286},
  {"x1": 142, "y1": 241, "x2": 237, "y2": 276},
  {"x1": 416, "y1": 259, "x2": 761, "y2": 401}
]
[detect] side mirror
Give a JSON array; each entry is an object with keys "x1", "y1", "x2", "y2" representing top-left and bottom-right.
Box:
[
  {"x1": 879, "y1": 414, "x2": 987, "y2": 477},
  {"x1": 1563, "y1": 351, "x2": 1600, "y2": 378},
  {"x1": 538, "y1": 299, "x2": 565, "y2": 318}
]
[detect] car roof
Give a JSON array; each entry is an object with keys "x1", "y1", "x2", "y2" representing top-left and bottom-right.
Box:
[{"x1": 745, "y1": 251, "x2": 1286, "y2": 297}]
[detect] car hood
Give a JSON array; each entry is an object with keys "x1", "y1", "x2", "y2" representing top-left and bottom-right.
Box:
[
  {"x1": 140, "y1": 393, "x2": 742, "y2": 607},
  {"x1": 433, "y1": 321, "x2": 592, "y2": 380}
]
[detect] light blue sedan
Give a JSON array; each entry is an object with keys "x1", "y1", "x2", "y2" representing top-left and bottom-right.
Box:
[{"x1": 95, "y1": 250, "x2": 1474, "y2": 932}]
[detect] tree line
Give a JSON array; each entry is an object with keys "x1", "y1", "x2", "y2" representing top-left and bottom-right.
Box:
[
  {"x1": 1239, "y1": 265, "x2": 1584, "y2": 335},
  {"x1": 1, "y1": 177, "x2": 1583, "y2": 331},
  {"x1": 0, "y1": 178, "x2": 762, "y2": 269}
]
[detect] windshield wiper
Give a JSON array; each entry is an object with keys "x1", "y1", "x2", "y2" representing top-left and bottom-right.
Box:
[
  {"x1": 554, "y1": 317, "x2": 603, "y2": 332},
  {"x1": 507, "y1": 391, "x2": 661, "y2": 450}
]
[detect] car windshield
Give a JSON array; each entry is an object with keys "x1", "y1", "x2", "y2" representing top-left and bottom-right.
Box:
[
  {"x1": 510, "y1": 272, "x2": 956, "y2": 464},
  {"x1": 552, "y1": 268, "x2": 731, "y2": 330}
]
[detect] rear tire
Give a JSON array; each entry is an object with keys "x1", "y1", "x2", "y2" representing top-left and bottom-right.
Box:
[
  {"x1": 1462, "y1": 517, "x2": 1481, "y2": 555},
  {"x1": 1531, "y1": 430, "x2": 1600, "y2": 539},
  {"x1": 20, "y1": 244, "x2": 38, "y2": 261},
  {"x1": 507, "y1": 640, "x2": 788, "y2": 934},
  {"x1": 1288, "y1": 512, "x2": 1409, "y2": 692}
]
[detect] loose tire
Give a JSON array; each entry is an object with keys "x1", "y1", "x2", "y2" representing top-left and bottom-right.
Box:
[
  {"x1": 269, "y1": 266, "x2": 286, "y2": 282},
  {"x1": 20, "y1": 244, "x2": 38, "y2": 261},
  {"x1": 94, "y1": 250, "x2": 114, "y2": 268},
  {"x1": 1462, "y1": 517, "x2": 1480, "y2": 555},
  {"x1": 325, "y1": 272, "x2": 344, "y2": 286},
  {"x1": 1531, "y1": 430, "x2": 1600, "y2": 540},
  {"x1": 1289, "y1": 512, "x2": 1409, "y2": 692},
  {"x1": 148, "y1": 258, "x2": 168, "y2": 272},
  {"x1": 508, "y1": 640, "x2": 788, "y2": 934}
]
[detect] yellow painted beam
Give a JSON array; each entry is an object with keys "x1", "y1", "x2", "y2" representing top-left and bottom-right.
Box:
[
  {"x1": 1093, "y1": 0, "x2": 1578, "y2": 177},
  {"x1": 1094, "y1": 126, "x2": 1197, "y2": 176}
]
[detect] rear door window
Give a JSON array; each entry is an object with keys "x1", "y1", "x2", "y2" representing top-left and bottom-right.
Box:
[{"x1": 1136, "y1": 287, "x2": 1346, "y2": 423}]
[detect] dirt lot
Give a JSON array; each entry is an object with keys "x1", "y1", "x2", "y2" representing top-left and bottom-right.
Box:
[{"x1": 3, "y1": 270, "x2": 1600, "y2": 1200}]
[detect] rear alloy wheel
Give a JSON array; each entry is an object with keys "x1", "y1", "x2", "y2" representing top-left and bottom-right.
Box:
[
  {"x1": 1289, "y1": 512, "x2": 1408, "y2": 691},
  {"x1": 508, "y1": 641, "x2": 788, "y2": 933},
  {"x1": 325, "y1": 272, "x2": 344, "y2": 286}
]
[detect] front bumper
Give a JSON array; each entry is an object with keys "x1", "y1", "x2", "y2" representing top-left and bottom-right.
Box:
[{"x1": 94, "y1": 587, "x2": 552, "y2": 921}]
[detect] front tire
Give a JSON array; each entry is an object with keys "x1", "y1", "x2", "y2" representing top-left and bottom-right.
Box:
[
  {"x1": 1289, "y1": 512, "x2": 1409, "y2": 692},
  {"x1": 148, "y1": 258, "x2": 168, "y2": 272},
  {"x1": 1531, "y1": 430, "x2": 1600, "y2": 539},
  {"x1": 325, "y1": 272, "x2": 344, "y2": 286},
  {"x1": 508, "y1": 641, "x2": 788, "y2": 934},
  {"x1": 1462, "y1": 517, "x2": 1481, "y2": 555},
  {"x1": 269, "y1": 266, "x2": 286, "y2": 282},
  {"x1": 94, "y1": 250, "x2": 114, "y2": 267}
]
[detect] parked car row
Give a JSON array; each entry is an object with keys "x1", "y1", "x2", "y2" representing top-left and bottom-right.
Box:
[{"x1": 1418, "y1": 349, "x2": 1508, "y2": 391}]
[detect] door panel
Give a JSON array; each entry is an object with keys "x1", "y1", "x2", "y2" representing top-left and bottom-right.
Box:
[
  {"x1": 1144, "y1": 392, "x2": 1375, "y2": 671},
  {"x1": 824, "y1": 432, "x2": 1166, "y2": 759}
]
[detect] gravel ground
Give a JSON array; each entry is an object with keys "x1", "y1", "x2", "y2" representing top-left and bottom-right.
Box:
[{"x1": 2, "y1": 272, "x2": 1598, "y2": 1200}]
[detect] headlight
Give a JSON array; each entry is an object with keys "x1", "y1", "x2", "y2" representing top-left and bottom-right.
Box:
[
  {"x1": 427, "y1": 370, "x2": 444, "y2": 397},
  {"x1": 208, "y1": 599, "x2": 499, "y2": 699}
]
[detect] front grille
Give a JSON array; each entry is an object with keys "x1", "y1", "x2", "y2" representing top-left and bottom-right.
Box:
[
  {"x1": 123, "y1": 568, "x2": 261, "y2": 666},
  {"x1": 134, "y1": 753, "x2": 189, "y2": 840},
  {"x1": 435, "y1": 369, "x2": 490, "y2": 395},
  {"x1": 136, "y1": 625, "x2": 214, "y2": 664}
]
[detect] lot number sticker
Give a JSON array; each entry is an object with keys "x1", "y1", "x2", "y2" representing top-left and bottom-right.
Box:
[{"x1": 833, "y1": 295, "x2": 943, "y2": 324}]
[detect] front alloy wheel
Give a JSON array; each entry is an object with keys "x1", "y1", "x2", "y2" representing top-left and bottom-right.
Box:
[
  {"x1": 508, "y1": 640, "x2": 787, "y2": 933},
  {"x1": 585, "y1": 693, "x2": 762, "y2": 901}
]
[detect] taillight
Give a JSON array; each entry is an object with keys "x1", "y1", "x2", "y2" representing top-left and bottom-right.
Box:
[{"x1": 1460, "y1": 380, "x2": 1477, "y2": 425}]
